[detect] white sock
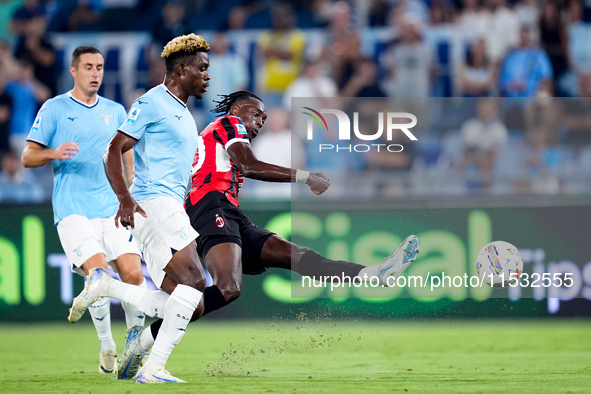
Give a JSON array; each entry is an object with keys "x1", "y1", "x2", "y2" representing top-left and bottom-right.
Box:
[
  {"x1": 88, "y1": 297, "x2": 117, "y2": 351},
  {"x1": 139, "y1": 326, "x2": 155, "y2": 351},
  {"x1": 144, "y1": 285, "x2": 202, "y2": 369},
  {"x1": 106, "y1": 280, "x2": 169, "y2": 318},
  {"x1": 122, "y1": 280, "x2": 147, "y2": 329}
]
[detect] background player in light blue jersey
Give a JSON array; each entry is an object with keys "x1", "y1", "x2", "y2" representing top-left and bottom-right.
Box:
[
  {"x1": 21, "y1": 46, "x2": 148, "y2": 375},
  {"x1": 68, "y1": 34, "x2": 211, "y2": 384}
]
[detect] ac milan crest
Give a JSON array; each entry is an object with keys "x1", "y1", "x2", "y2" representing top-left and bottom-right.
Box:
[{"x1": 215, "y1": 215, "x2": 225, "y2": 228}]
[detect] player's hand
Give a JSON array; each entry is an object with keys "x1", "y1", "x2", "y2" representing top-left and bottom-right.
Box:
[
  {"x1": 53, "y1": 142, "x2": 79, "y2": 160},
  {"x1": 115, "y1": 195, "x2": 147, "y2": 229},
  {"x1": 307, "y1": 172, "x2": 330, "y2": 195}
]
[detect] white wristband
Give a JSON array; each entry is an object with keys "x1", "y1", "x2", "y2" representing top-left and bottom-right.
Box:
[{"x1": 295, "y1": 169, "x2": 310, "y2": 184}]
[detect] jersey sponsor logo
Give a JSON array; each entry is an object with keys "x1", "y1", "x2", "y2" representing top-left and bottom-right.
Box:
[
  {"x1": 236, "y1": 123, "x2": 247, "y2": 135},
  {"x1": 99, "y1": 114, "x2": 112, "y2": 126},
  {"x1": 67, "y1": 116, "x2": 78, "y2": 122},
  {"x1": 126, "y1": 107, "x2": 141, "y2": 124},
  {"x1": 215, "y1": 214, "x2": 225, "y2": 228},
  {"x1": 31, "y1": 116, "x2": 41, "y2": 132},
  {"x1": 174, "y1": 115, "x2": 183, "y2": 120}
]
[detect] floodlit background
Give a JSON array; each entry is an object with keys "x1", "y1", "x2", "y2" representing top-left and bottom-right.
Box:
[
  {"x1": 3, "y1": 0, "x2": 591, "y2": 201},
  {"x1": 0, "y1": 0, "x2": 589, "y2": 317},
  {"x1": 1, "y1": 1, "x2": 590, "y2": 391}
]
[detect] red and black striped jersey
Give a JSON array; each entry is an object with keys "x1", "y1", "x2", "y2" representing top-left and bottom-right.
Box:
[{"x1": 187, "y1": 115, "x2": 250, "y2": 207}]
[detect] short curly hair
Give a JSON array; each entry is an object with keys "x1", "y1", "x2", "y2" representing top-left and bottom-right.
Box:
[{"x1": 161, "y1": 33, "x2": 210, "y2": 73}]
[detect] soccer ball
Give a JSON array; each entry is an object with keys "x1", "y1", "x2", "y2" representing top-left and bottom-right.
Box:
[{"x1": 475, "y1": 241, "x2": 523, "y2": 287}]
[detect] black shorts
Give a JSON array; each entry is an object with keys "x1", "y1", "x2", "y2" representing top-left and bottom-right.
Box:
[{"x1": 185, "y1": 191, "x2": 274, "y2": 275}]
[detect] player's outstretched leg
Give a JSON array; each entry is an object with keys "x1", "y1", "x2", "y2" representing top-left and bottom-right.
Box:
[
  {"x1": 69, "y1": 268, "x2": 114, "y2": 323},
  {"x1": 359, "y1": 234, "x2": 420, "y2": 286},
  {"x1": 266, "y1": 233, "x2": 420, "y2": 287},
  {"x1": 69, "y1": 268, "x2": 171, "y2": 323}
]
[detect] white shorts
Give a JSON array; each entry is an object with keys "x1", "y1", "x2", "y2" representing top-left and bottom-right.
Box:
[
  {"x1": 57, "y1": 214, "x2": 141, "y2": 277},
  {"x1": 131, "y1": 196, "x2": 199, "y2": 288}
]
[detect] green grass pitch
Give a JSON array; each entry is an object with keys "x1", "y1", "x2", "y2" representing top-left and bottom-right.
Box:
[{"x1": 1, "y1": 319, "x2": 590, "y2": 393}]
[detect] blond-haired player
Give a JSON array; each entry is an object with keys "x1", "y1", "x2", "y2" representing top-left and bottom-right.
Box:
[{"x1": 68, "y1": 34, "x2": 211, "y2": 383}]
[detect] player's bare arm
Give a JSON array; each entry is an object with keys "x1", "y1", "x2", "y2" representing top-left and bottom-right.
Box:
[
  {"x1": 225, "y1": 95, "x2": 330, "y2": 195},
  {"x1": 122, "y1": 149, "x2": 135, "y2": 187},
  {"x1": 227, "y1": 141, "x2": 329, "y2": 195},
  {"x1": 22, "y1": 140, "x2": 80, "y2": 167},
  {"x1": 104, "y1": 131, "x2": 146, "y2": 228}
]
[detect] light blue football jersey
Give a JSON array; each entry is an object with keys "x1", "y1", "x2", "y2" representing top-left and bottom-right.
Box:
[
  {"x1": 26, "y1": 92, "x2": 127, "y2": 224},
  {"x1": 118, "y1": 84, "x2": 199, "y2": 204}
]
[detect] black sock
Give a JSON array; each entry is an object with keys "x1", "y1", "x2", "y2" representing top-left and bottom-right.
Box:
[
  {"x1": 202, "y1": 285, "x2": 229, "y2": 316},
  {"x1": 296, "y1": 250, "x2": 364, "y2": 282},
  {"x1": 149, "y1": 285, "x2": 229, "y2": 339},
  {"x1": 150, "y1": 318, "x2": 162, "y2": 339}
]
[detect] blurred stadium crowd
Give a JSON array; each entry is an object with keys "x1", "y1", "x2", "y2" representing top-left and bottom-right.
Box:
[{"x1": 1, "y1": 0, "x2": 591, "y2": 201}]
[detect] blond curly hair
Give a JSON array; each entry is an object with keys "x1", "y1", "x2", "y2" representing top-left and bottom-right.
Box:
[{"x1": 161, "y1": 33, "x2": 210, "y2": 58}]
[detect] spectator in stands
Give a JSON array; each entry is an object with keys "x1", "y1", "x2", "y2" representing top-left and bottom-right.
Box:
[
  {"x1": 393, "y1": 0, "x2": 429, "y2": 25},
  {"x1": 539, "y1": 1, "x2": 569, "y2": 93},
  {"x1": 482, "y1": 0, "x2": 519, "y2": 63},
  {"x1": 0, "y1": 39, "x2": 16, "y2": 154},
  {"x1": 4, "y1": 57, "x2": 50, "y2": 155},
  {"x1": 330, "y1": 29, "x2": 363, "y2": 93},
  {"x1": 141, "y1": 1, "x2": 192, "y2": 94},
  {"x1": 14, "y1": 15, "x2": 57, "y2": 95},
  {"x1": 567, "y1": 0, "x2": 589, "y2": 73},
  {"x1": 8, "y1": 0, "x2": 46, "y2": 38},
  {"x1": 521, "y1": 123, "x2": 563, "y2": 194},
  {"x1": 283, "y1": 56, "x2": 337, "y2": 110},
  {"x1": 359, "y1": 100, "x2": 415, "y2": 197},
  {"x1": 499, "y1": 25, "x2": 553, "y2": 97},
  {"x1": 368, "y1": 0, "x2": 392, "y2": 27},
  {"x1": 66, "y1": 0, "x2": 103, "y2": 32},
  {"x1": 257, "y1": 2, "x2": 306, "y2": 108},
  {"x1": 340, "y1": 57, "x2": 386, "y2": 98},
  {"x1": 0, "y1": 0, "x2": 22, "y2": 42},
  {"x1": 456, "y1": 0, "x2": 486, "y2": 41},
  {"x1": 151, "y1": 0, "x2": 190, "y2": 49},
  {"x1": 308, "y1": 0, "x2": 333, "y2": 26},
  {"x1": 202, "y1": 32, "x2": 249, "y2": 118},
  {"x1": 323, "y1": 1, "x2": 362, "y2": 90},
  {"x1": 250, "y1": 107, "x2": 293, "y2": 198},
  {"x1": 365, "y1": 107, "x2": 416, "y2": 173},
  {"x1": 381, "y1": 14, "x2": 433, "y2": 97},
  {"x1": 101, "y1": 0, "x2": 139, "y2": 31},
  {"x1": 456, "y1": 39, "x2": 496, "y2": 97},
  {"x1": 226, "y1": 3, "x2": 253, "y2": 30},
  {"x1": 0, "y1": 39, "x2": 17, "y2": 82},
  {"x1": 0, "y1": 150, "x2": 45, "y2": 203},
  {"x1": 457, "y1": 97, "x2": 508, "y2": 191},
  {"x1": 561, "y1": 73, "x2": 591, "y2": 156},
  {"x1": 515, "y1": 0, "x2": 540, "y2": 35},
  {"x1": 524, "y1": 90, "x2": 560, "y2": 149},
  {"x1": 429, "y1": 0, "x2": 455, "y2": 26},
  {"x1": 0, "y1": 68, "x2": 12, "y2": 155}
]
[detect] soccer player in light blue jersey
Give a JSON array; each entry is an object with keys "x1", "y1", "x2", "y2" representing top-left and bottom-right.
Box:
[
  {"x1": 68, "y1": 34, "x2": 211, "y2": 384},
  {"x1": 21, "y1": 46, "x2": 148, "y2": 374}
]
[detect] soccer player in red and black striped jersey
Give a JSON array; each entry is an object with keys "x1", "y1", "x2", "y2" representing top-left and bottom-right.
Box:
[{"x1": 117, "y1": 92, "x2": 420, "y2": 373}]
